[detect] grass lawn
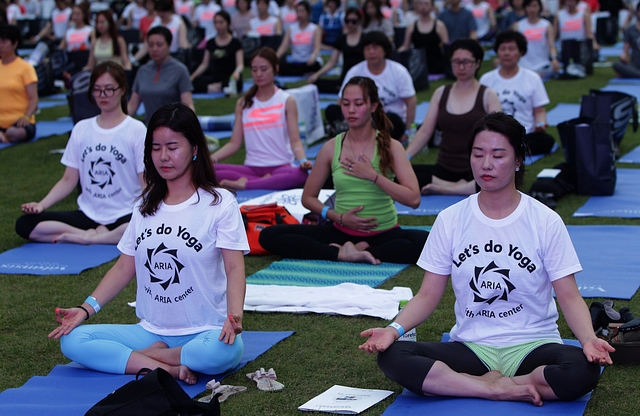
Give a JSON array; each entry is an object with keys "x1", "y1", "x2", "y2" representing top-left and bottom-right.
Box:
[{"x1": 0, "y1": 58, "x2": 639, "y2": 415}]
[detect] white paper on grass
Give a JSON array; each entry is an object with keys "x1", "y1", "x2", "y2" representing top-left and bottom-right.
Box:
[
  {"x1": 537, "y1": 168, "x2": 562, "y2": 179},
  {"x1": 239, "y1": 189, "x2": 336, "y2": 223},
  {"x1": 298, "y1": 385, "x2": 393, "y2": 414}
]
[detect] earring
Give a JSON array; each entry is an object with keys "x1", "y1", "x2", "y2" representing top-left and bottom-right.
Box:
[
  {"x1": 515, "y1": 166, "x2": 520, "y2": 172},
  {"x1": 192, "y1": 155, "x2": 197, "y2": 161}
]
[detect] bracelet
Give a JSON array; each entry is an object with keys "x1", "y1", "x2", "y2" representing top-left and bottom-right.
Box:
[
  {"x1": 536, "y1": 121, "x2": 546, "y2": 128},
  {"x1": 85, "y1": 296, "x2": 101, "y2": 313},
  {"x1": 407, "y1": 154, "x2": 412, "y2": 161},
  {"x1": 299, "y1": 157, "x2": 308, "y2": 164},
  {"x1": 21, "y1": 114, "x2": 31, "y2": 120},
  {"x1": 371, "y1": 174, "x2": 379, "y2": 184},
  {"x1": 388, "y1": 321, "x2": 405, "y2": 337},
  {"x1": 321, "y1": 205, "x2": 330, "y2": 220},
  {"x1": 76, "y1": 305, "x2": 90, "y2": 320},
  {"x1": 551, "y1": 55, "x2": 558, "y2": 60}
]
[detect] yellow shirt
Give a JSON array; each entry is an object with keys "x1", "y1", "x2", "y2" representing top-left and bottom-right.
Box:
[{"x1": 0, "y1": 57, "x2": 37, "y2": 128}]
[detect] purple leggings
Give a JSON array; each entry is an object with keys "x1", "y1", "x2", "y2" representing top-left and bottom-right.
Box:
[{"x1": 214, "y1": 163, "x2": 309, "y2": 190}]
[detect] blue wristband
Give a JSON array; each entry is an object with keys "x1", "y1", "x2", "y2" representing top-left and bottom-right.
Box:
[
  {"x1": 388, "y1": 321, "x2": 405, "y2": 337},
  {"x1": 299, "y1": 158, "x2": 308, "y2": 164},
  {"x1": 321, "y1": 205, "x2": 330, "y2": 220},
  {"x1": 85, "y1": 296, "x2": 101, "y2": 313}
]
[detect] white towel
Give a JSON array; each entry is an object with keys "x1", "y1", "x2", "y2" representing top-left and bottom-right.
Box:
[{"x1": 244, "y1": 283, "x2": 413, "y2": 319}]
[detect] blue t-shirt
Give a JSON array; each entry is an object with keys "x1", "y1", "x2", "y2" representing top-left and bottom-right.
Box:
[{"x1": 438, "y1": 8, "x2": 477, "y2": 41}]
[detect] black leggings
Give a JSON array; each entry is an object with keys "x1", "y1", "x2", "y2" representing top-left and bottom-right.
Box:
[
  {"x1": 412, "y1": 164, "x2": 475, "y2": 190},
  {"x1": 378, "y1": 340, "x2": 601, "y2": 401},
  {"x1": 258, "y1": 223, "x2": 428, "y2": 264},
  {"x1": 15, "y1": 210, "x2": 132, "y2": 240}
]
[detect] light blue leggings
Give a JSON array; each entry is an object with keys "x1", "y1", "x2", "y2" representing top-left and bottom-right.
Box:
[{"x1": 60, "y1": 323, "x2": 243, "y2": 375}]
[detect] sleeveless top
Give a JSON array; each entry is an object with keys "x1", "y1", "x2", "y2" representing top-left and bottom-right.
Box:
[
  {"x1": 518, "y1": 18, "x2": 551, "y2": 72},
  {"x1": 94, "y1": 38, "x2": 123, "y2": 66},
  {"x1": 332, "y1": 132, "x2": 397, "y2": 231},
  {"x1": 410, "y1": 19, "x2": 445, "y2": 74},
  {"x1": 242, "y1": 88, "x2": 294, "y2": 167},
  {"x1": 437, "y1": 84, "x2": 487, "y2": 173},
  {"x1": 558, "y1": 9, "x2": 586, "y2": 41},
  {"x1": 64, "y1": 25, "x2": 92, "y2": 52},
  {"x1": 249, "y1": 15, "x2": 279, "y2": 36},
  {"x1": 151, "y1": 14, "x2": 183, "y2": 53},
  {"x1": 290, "y1": 22, "x2": 317, "y2": 63}
]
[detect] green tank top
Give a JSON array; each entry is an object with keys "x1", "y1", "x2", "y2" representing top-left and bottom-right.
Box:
[{"x1": 331, "y1": 132, "x2": 397, "y2": 231}]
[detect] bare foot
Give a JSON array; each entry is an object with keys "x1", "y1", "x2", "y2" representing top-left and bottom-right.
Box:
[
  {"x1": 337, "y1": 241, "x2": 381, "y2": 265},
  {"x1": 220, "y1": 177, "x2": 248, "y2": 190},
  {"x1": 261, "y1": 173, "x2": 272, "y2": 179},
  {"x1": 54, "y1": 229, "x2": 98, "y2": 244},
  {"x1": 0, "y1": 132, "x2": 8, "y2": 144},
  {"x1": 178, "y1": 365, "x2": 197, "y2": 384},
  {"x1": 488, "y1": 377, "x2": 543, "y2": 406},
  {"x1": 354, "y1": 241, "x2": 371, "y2": 251},
  {"x1": 422, "y1": 180, "x2": 474, "y2": 196},
  {"x1": 460, "y1": 370, "x2": 504, "y2": 383},
  {"x1": 138, "y1": 341, "x2": 169, "y2": 360},
  {"x1": 95, "y1": 225, "x2": 109, "y2": 234}
]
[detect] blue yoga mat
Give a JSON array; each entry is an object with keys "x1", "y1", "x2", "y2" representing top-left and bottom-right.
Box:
[
  {"x1": 0, "y1": 331, "x2": 293, "y2": 416},
  {"x1": 0, "y1": 120, "x2": 74, "y2": 150},
  {"x1": 318, "y1": 93, "x2": 339, "y2": 100},
  {"x1": 395, "y1": 195, "x2": 466, "y2": 216},
  {"x1": 0, "y1": 243, "x2": 121, "y2": 275},
  {"x1": 547, "y1": 103, "x2": 580, "y2": 127},
  {"x1": 619, "y1": 145, "x2": 640, "y2": 163},
  {"x1": 602, "y1": 83, "x2": 640, "y2": 102},
  {"x1": 193, "y1": 92, "x2": 225, "y2": 100},
  {"x1": 38, "y1": 100, "x2": 68, "y2": 109},
  {"x1": 568, "y1": 225, "x2": 640, "y2": 299},
  {"x1": 382, "y1": 336, "x2": 592, "y2": 416},
  {"x1": 415, "y1": 101, "x2": 430, "y2": 123},
  {"x1": 203, "y1": 130, "x2": 233, "y2": 139},
  {"x1": 306, "y1": 141, "x2": 324, "y2": 159},
  {"x1": 599, "y1": 45, "x2": 624, "y2": 58},
  {"x1": 524, "y1": 142, "x2": 559, "y2": 166},
  {"x1": 198, "y1": 114, "x2": 235, "y2": 131},
  {"x1": 234, "y1": 189, "x2": 277, "y2": 203},
  {"x1": 275, "y1": 75, "x2": 307, "y2": 84},
  {"x1": 247, "y1": 259, "x2": 409, "y2": 287},
  {"x1": 573, "y1": 169, "x2": 640, "y2": 218},
  {"x1": 608, "y1": 77, "x2": 640, "y2": 85}
]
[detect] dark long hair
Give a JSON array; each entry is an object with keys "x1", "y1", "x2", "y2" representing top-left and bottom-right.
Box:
[
  {"x1": 469, "y1": 112, "x2": 527, "y2": 188},
  {"x1": 362, "y1": 0, "x2": 384, "y2": 29},
  {"x1": 243, "y1": 47, "x2": 279, "y2": 109},
  {"x1": 89, "y1": 61, "x2": 128, "y2": 114},
  {"x1": 96, "y1": 9, "x2": 122, "y2": 56},
  {"x1": 342, "y1": 76, "x2": 393, "y2": 176},
  {"x1": 140, "y1": 103, "x2": 221, "y2": 216}
]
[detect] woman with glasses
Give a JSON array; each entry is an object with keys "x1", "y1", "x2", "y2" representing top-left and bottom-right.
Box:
[
  {"x1": 406, "y1": 38, "x2": 500, "y2": 195},
  {"x1": 308, "y1": 7, "x2": 365, "y2": 93},
  {"x1": 17, "y1": 62, "x2": 146, "y2": 244},
  {"x1": 397, "y1": 0, "x2": 449, "y2": 75},
  {"x1": 128, "y1": 26, "x2": 194, "y2": 126}
]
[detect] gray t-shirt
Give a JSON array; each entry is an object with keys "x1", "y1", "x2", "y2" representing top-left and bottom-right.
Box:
[
  {"x1": 624, "y1": 24, "x2": 640, "y2": 69},
  {"x1": 132, "y1": 57, "x2": 193, "y2": 125},
  {"x1": 438, "y1": 8, "x2": 477, "y2": 41}
]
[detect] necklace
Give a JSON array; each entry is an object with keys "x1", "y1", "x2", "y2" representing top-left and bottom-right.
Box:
[{"x1": 346, "y1": 130, "x2": 375, "y2": 161}]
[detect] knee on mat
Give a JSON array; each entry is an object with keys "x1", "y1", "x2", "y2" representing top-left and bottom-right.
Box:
[
  {"x1": 183, "y1": 333, "x2": 244, "y2": 374},
  {"x1": 545, "y1": 360, "x2": 601, "y2": 401}
]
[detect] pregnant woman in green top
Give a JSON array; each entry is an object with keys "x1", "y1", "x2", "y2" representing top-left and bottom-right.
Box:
[{"x1": 259, "y1": 76, "x2": 428, "y2": 264}]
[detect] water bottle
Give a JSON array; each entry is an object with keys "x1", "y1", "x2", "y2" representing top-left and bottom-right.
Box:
[
  {"x1": 224, "y1": 76, "x2": 237, "y2": 97},
  {"x1": 408, "y1": 123, "x2": 417, "y2": 142},
  {"x1": 298, "y1": 120, "x2": 308, "y2": 150},
  {"x1": 397, "y1": 300, "x2": 417, "y2": 342}
]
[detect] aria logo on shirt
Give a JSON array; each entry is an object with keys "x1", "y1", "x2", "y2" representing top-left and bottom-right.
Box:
[
  {"x1": 469, "y1": 260, "x2": 516, "y2": 305},
  {"x1": 89, "y1": 157, "x2": 115, "y2": 189},
  {"x1": 144, "y1": 243, "x2": 185, "y2": 290}
]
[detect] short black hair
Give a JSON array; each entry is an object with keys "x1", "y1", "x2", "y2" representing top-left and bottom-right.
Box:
[
  {"x1": 361, "y1": 30, "x2": 393, "y2": 58},
  {"x1": 147, "y1": 25, "x2": 173, "y2": 46},
  {"x1": 0, "y1": 24, "x2": 22, "y2": 48},
  {"x1": 494, "y1": 30, "x2": 528, "y2": 56}
]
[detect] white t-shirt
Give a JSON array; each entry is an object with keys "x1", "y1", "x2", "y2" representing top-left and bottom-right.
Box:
[
  {"x1": 479, "y1": 66, "x2": 549, "y2": 133},
  {"x1": 174, "y1": 0, "x2": 194, "y2": 21},
  {"x1": 340, "y1": 60, "x2": 416, "y2": 122},
  {"x1": 61, "y1": 116, "x2": 146, "y2": 224},
  {"x1": 118, "y1": 189, "x2": 249, "y2": 336},
  {"x1": 417, "y1": 192, "x2": 582, "y2": 346},
  {"x1": 242, "y1": 88, "x2": 295, "y2": 167},
  {"x1": 289, "y1": 21, "x2": 317, "y2": 63},
  {"x1": 151, "y1": 14, "x2": 183, "y2": 52},
  {"x1": 518, "y1": 18, "x2": 552, "y2": 73},
  {"x1": 279, "y1": 4, "x2": 298, "y2": 33},
  {"x1": 557, "y1": 8, "x2": 586, "y2": 41},
  {"x1": 126, "y1": 4, "x2": 149, "y2": 30},
  {"x1": 7, "y1": 4, "x2": 23, "y2": 22},
  {"x1": 64, "y1": 25, "x2": 93, "y2": 52},
  {"x1": 51, "y1": 7, "x2": 72, "y2": 39},
  {"x1": 194, "y1": 2, "x2": 221, "y2": 38},
  {"x1": 466, "y1": 1, "x2": 491, "y2": 38}
]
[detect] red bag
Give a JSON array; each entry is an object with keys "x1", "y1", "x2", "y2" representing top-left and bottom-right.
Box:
[{"x1": 240, "y1": 203, "x2": 299, "y2": 255}]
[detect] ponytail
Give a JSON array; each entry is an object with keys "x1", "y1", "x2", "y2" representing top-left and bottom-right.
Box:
[{"x1": 371, "y1": 106, "x2": 393, "y2": 176}]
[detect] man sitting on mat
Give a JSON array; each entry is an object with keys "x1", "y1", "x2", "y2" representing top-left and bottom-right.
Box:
[{"x1": 360, "y1": 113, "x2": 613, "y2": 405}]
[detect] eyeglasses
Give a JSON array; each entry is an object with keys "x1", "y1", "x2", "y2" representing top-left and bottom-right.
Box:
[
  {"x1": 92, "y1": 87, "x2": 121, "y2": 97},
  {"x1": 451, "y1": 59, "x2": 476, "y2": 67},
  {"x1": 345, "y1": 18, "x2": 359, "y2": 24}
]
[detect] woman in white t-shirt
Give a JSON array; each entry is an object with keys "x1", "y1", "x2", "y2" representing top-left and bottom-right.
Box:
[
  {"x1": 276, "y1": 0, "x2": 322, "y2": 76},
  {"x1": 17, "y1": 62, "x2": 146, "y2": 245},
  {"x1": 360, "y1": 112, "x2": 614, "y2": 405},
  {"x1": 513, "y1": 0, "x2": 559, "y2": 78},
  {"x1": 58, "y1": 3, "x2": 93, "y2": 52},
  {"x1": 211, "y1": 47, "x2": 312, "y2": 190},
  {"x1": 48, "y1": 102, "x2": 248, "y2": 385}
]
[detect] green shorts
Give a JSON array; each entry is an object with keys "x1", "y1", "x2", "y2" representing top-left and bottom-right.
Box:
[{"x1": 464, "y1": 339, "x2": 561, "y2": 377}]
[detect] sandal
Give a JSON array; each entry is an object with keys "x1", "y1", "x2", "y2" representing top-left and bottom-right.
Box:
[
  {"x1": 198, "y1": 379, "x2": 247, "y2": 403},
  {"x1": 246, "y1": 368, "x2": 284, "y2": 392}
]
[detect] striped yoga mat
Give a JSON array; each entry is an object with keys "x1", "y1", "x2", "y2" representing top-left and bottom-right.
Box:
[{"x1": 246, "y1": 259, "x2": 409, "y2": 287}]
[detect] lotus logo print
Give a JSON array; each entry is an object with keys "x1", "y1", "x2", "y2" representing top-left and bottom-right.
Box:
[
  {"x1": 469, "y1": 261, "x2": 516, "y2": 304},
  {"x1": 89, "y1": 157, "x2": 115, "y2": 189},
  {"x1": 144, "y1": 243, "x2": 185, "y2": 290}
]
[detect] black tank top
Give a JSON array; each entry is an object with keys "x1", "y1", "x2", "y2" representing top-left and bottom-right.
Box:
[
  {"x1": 410, "y1": 19, "x2": 445, "y2": 74},
  {"x1": 436, "y1": 84, "x2": 487, "y2": 173}
]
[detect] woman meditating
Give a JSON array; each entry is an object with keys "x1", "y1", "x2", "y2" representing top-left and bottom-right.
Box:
[
  {"x1": 360, "y1": 112, "x2": 613, "y2": 405},
  {"x1": 49, "y1": 103, "x2": 249, "y2": 384},
  {"x1": 211, "y1": 47, "x2": 312, "y2": 190},
  {"x1": 17, "y1": 62, "x2": 146, "y2": 244},
  {"x1": 259, "y1": 76, "x2": 428, "y2": 265}
]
